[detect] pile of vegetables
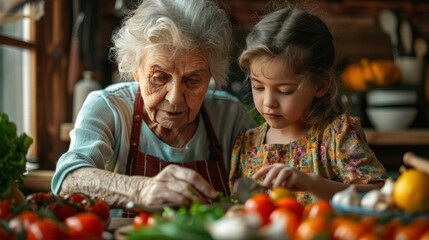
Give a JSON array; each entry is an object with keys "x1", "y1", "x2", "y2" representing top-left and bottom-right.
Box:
[
  {"x1": 0, "y1": 112, "x2": 33, "y2": 200},
  {"x1": 0, "y1": 192, "x2": 110, "y2": 239},
  {"x1": 129, "y1": 203, "x2": 225, "y2": 240},
  {"x1": 332, "y1": 168, "x2": 429, "y2": 215},
  {"x1": 128, "y1": 187, "x2": 429, "y2": 240}
]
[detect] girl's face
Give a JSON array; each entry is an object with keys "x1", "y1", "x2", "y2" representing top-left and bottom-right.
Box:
[
  {"x1": 249, "y1": 55, "x2": 325, "y2": 131},
  {"x1": 134, "y1": 46, "x2": 211, "y2": 129}
]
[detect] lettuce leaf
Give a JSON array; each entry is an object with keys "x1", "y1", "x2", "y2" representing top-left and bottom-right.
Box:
[{"x1": 0, "y1": 112, "x2": 33, "y2": 199}]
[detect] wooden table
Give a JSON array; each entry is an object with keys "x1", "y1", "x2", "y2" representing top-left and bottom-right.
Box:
[
  {"x1": 108, "y1": 217, "x2": 134, "y2": 240},
  {"x1": 108, "y1": 217, "x2": 133, "y2": 231}
]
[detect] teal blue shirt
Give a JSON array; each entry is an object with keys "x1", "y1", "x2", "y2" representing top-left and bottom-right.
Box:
[{"x1": 51, "y1": 82, "x2": 256, "y2": 194}]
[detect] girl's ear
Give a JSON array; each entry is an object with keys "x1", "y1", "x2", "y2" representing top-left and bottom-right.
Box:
[{"x1": 315, "y1": 76, "x2": 331, "y2": 98}]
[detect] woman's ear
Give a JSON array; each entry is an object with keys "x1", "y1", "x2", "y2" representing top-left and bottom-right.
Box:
[
  {"x1": 133, "y1": 71, "x2": 140, "y2": 82},
  {"x1": 315, "y1": 76, "x2": 331, "y2": 98}
]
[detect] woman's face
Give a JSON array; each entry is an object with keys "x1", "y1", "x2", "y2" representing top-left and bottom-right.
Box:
[
  {"x1": 249, "y1": 56, "x2": 325, "y2": 130},
  {"x1": 134, "y1": 46, "x2": 211, "y2": 129}
]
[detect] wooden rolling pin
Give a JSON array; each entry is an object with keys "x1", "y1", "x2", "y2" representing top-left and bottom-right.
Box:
[{"x1": 403, "y1": 152, "x2": 429, "y2": 175}]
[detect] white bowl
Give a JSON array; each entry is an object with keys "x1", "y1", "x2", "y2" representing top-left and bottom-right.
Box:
[
  {"x1": 366, "y1": 89, "x2": 417, "y2": 106},
  {"x1": 366, "y1": 107, "x2": 417, "y2": 131}
]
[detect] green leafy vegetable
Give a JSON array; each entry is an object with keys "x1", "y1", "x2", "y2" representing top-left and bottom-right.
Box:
[
  {"x1": 128, "y1": 203, "x2": 225, "y2": 240},
  {"x1": 0, "y1": 112, "x2": 33, "y2": 199}
]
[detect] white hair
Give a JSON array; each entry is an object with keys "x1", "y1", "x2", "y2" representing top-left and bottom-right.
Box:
[{"x1": 111, "y1": 0, "x2": 232, "y2": 87}]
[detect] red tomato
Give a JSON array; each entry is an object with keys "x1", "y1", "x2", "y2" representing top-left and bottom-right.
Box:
[
  {"x1": 25, "y1": 192, "x2": 55, "y2": 209},
  {"x1": 276, "y1": 198, "x2": 304, "y2": 220},
  {"x1": 8, "y1": 211, "x2": 38, "y2": 233},
  {"x1": 48, "y1": 202, "x2": 78, "y2": 222},
  {"x1": 133, "y1": 211, "x2": 155, "y2": 229},
  {"x1": 26, "y1": 218, "x2": 65, "y2": 240},
  {"x1": 64, "y1": 193, "x2": 87, "y2": 204},
  {"x1": 0, "y1": 198, "x2": 12, "y2": 219},
  {"x1": 244, "y1": 193, "x2": 276, "y2": 226},
  {"x1": 303, "y1": 200, "x2": 334, "y2": 220},
  {"x1": 0, "y1": 222, "x2": 15, "y2": 240},
  {"x1": 65, "y1": 212, "x2": 105, "y2": 239},
  {"x1": 88, "y1": 198, "x2": 110, "y2": 221},
  {"x1": 270, "y1": 208, "x2": 300, "y2": 238},
  {"x1": 63, "y1": 193, "x2": 89, "y2": 211}
]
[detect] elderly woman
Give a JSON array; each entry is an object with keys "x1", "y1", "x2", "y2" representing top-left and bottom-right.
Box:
[{"x1": 51, "y1": 0, "x2": 256, "y2": 213}]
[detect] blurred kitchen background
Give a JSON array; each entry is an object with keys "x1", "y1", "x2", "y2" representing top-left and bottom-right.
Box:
[{"x1": 1, "y1": 0, "x2": 428, "y2": 174}]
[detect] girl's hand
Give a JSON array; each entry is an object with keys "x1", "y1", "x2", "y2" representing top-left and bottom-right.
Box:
[{"x1": 252, "y1": 163, "x2": 316, "y2": 192}]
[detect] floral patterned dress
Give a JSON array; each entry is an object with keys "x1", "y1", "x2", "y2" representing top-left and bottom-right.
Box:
[{"x1": 229, "y1": 114, "x2": 388, "y2": 205}]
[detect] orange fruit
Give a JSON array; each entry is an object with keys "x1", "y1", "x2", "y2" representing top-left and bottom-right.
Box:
[{"x1": 393, "y1": 169, "x2": 429, "y2": 213}]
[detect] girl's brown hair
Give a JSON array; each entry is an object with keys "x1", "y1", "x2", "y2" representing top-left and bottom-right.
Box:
[{"x1": 239, "y1": 2, "x2": 347, "y2": 127}]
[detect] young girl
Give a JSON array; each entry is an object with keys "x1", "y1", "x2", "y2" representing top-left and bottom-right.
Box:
[{"x1": 229, "y1": 3, "x2": 388, "y2": 205}]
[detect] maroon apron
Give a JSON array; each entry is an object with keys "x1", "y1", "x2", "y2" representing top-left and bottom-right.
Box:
[{"x1": 122, "y1": 88, "x2": 229, "y2": 217}]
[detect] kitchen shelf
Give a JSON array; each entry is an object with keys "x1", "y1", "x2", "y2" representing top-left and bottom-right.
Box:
[{"x1": 364, "y1": 129, "x2": 429, "y2": 146}]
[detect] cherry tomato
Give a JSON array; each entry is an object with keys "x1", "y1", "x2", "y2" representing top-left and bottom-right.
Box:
[
  {"x1": 420, "y1": 231, "x2": 429, "y2": 240},
  {"x1": 65, "y1": 212, "x2": 105, "y2": 239},
  {"x1": 332, "y1": 217, "x2": 366, "y2": 240},
  {"x1": 359, "y1": 216, "x2": 378, "y2": 233},
  {"x1": 0, "y1": 221, "x2": 15, "y2": 240},
  {"x1": 244, "y1": 193, "x2": 276, "y2": 226},
  {"x1": 133, "y1": 211, "x2": 155, "y2": 229},
  {"x1": 303, "y1": 200, "x2": 334, "y2": 220},
  {"x1": 64, "y1": 193, "x2": 87, "y2": 204},
  {"x1": 0, "y1": 198, "x2": 12, "y2": 219},
  {"x1": 48, "y1": 201, "x2": 78, "y2": 221},
  {"x1": 270, "y1": 208, "x2": 300, "y2": 238},
  {"x1": 25, "y1": 192, "x2": 55, "y2": 209},
  {"x1": 276, "y1": 197, "x2": 304, "y2": 220},
  {"x1": 88, "y1": 198, "x2": 110, "y2": 221},
  {"x1": 8, "y1": 210, "x2": 38, "y2": 233},
  {"x1": 394, "y1": 219, "x2": 429, "y2": 240},
  {"x1": 295, "y1": 217, "x2": 331, "y2": 240},
  {"x1": 380, "y1": 218, "x2": 403, "y2": 240},
  {"x1": 63, "y1": 193, "x2": 89, "y2": 211},
  {"x1": 26, "y1": 218, "x2": 65, "y2": 240}
]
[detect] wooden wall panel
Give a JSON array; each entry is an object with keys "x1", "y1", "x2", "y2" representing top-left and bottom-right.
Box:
[{"x1": 36, "y1": 0, "x2": 72, "y2": 169}]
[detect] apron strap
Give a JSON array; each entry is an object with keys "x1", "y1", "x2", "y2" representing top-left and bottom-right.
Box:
[
  {"x1": 200, "y1": 104, "x2": 224, "y2": 162},
  {"x1": 125, "y1": 87, "x2": 144, "y2": 175}
]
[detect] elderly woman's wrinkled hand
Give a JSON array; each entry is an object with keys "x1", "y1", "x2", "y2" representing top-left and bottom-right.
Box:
[{"x1": 132, "y1": 165, "x2": 217, "y2": 211}]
